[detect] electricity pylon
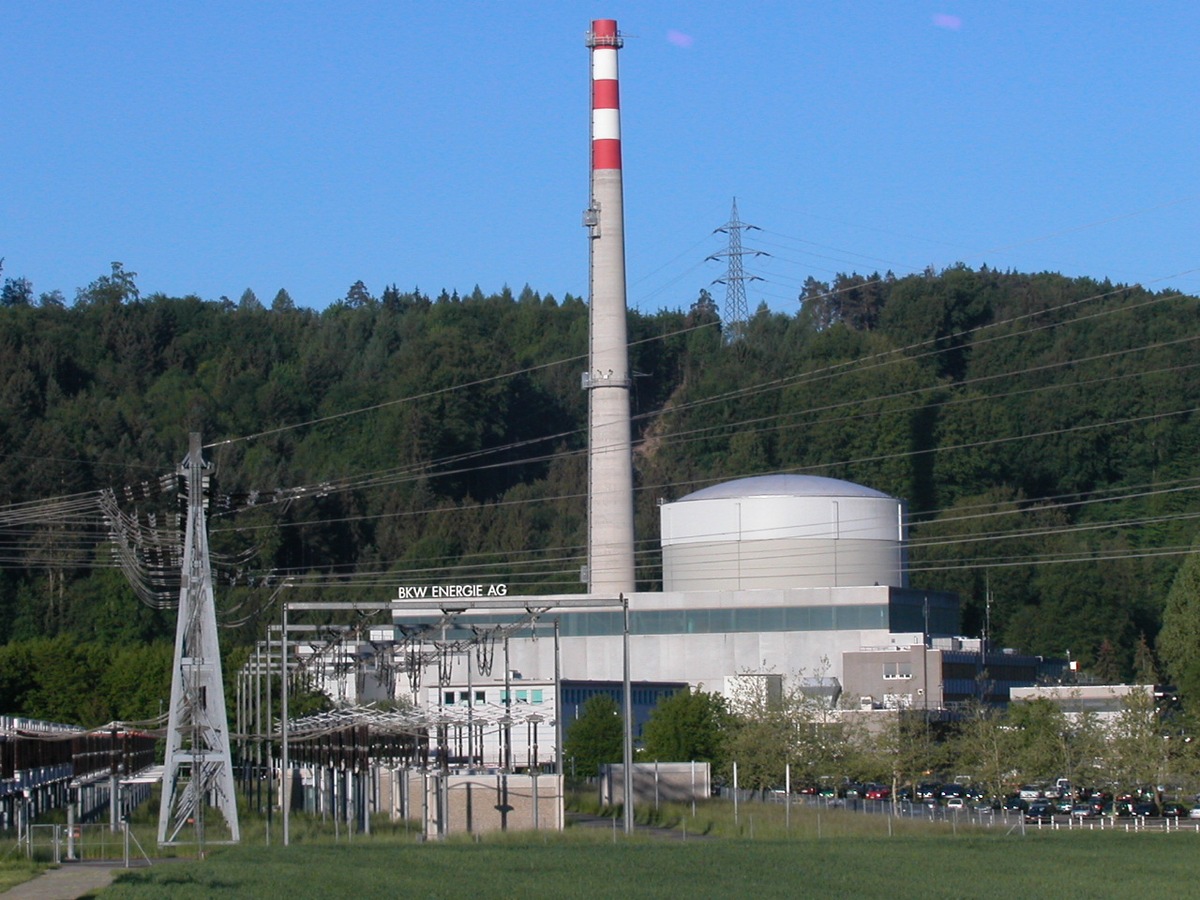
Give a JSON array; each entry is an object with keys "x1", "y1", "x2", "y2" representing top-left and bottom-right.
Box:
[
  {"x1": 158, "y1": 433, "x2": 239, "y2": 845},
  {"x1": 707, "y1": 197, "x2": 767, "y2": 342}
]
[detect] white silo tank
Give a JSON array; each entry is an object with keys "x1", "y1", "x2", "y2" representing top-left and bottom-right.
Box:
[{"x1": 659, "y1": 474, "x2": 906, "y2": 591}]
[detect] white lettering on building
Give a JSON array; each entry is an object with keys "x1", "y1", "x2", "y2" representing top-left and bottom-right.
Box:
[{"x1": 396, "y1": 584, "x2": 508, "y2": 600}]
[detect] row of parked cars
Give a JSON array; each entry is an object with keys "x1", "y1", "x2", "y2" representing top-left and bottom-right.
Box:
[
  {"x1": 799, "y1": 780, "x2": 1200, "y2": 821},
  {"x1": 1016, "y1": 787, "x2": 1200, "y2": 823}
]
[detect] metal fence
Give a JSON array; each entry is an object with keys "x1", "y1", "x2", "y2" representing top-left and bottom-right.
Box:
[
  {"x1": 719, "y1": 790, "x2": 1200, "y2": 833},
  {"x1": 21, "y1": 822, "x2": 153, "y2": 866}
]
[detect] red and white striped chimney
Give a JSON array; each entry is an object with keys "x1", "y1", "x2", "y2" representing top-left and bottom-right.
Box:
[{"x1": 585, "y1": 19, "x2": 635, "y2": 594}]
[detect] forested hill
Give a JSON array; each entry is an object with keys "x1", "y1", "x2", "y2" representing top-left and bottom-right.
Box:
[{"x1": 2, "y1": 265, "x2": 1199, "y2": 687}]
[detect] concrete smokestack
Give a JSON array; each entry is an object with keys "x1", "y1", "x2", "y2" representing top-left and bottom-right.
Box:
[{"x1": 584, "y1": 18, "x2": 635, "y2": 593}]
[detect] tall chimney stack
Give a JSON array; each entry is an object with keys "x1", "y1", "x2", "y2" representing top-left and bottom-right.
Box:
[{"x1": 584, "y1": 19, "x2": 635, "y2": 594}]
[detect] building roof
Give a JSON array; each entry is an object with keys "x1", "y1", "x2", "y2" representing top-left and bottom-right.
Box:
[{"x1": 676, "y1": 474, "x2": 893, "y2": 503}]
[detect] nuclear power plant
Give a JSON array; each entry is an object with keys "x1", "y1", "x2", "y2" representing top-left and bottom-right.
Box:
[
  {"x1": 373, "y1": 18, "x2": 994, "y2": 758},
  {"x1": 226, "y1": 19, "x2": 1076, "y2": 842}
]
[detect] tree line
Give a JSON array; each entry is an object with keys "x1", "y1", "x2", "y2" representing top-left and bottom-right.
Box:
[
  {"x1": 569, "y1": 680, "x2": 1193, "y2": 804},
  {"x1": 1, "y1": 261, "x2": 1199, "y2": 723}
]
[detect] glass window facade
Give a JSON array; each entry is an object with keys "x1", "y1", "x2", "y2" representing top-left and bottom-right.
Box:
[{"x1": 393, "y1": 589, "x2": 957, "y2": 640}]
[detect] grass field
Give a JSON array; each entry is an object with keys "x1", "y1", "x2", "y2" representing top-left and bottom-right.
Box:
[
  {"x1": 0, "y1": 858, "x2": 45, "y2": 893},
  {"x1": 78, "y1": 797, "x2": 1199, "y2": 899},
  {"x1": 9, "y1": 795, "x2": 1197, "y2": 898},
  {"x1": 95, "y1": 830, "x2": 1196, "y2": 899}
]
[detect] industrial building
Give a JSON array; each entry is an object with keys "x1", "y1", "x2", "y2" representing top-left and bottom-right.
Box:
[
  {"x1": 843, "y1": 638, "x2": 1066, "y2": 712},
  {"x1": 299, "y1": 19, "x2": 1072, "y2": 770},
  {"x1": 390, "y1": 472, "x2": 965, "y2": 754}
]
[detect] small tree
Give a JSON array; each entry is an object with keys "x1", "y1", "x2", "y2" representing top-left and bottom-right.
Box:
[
  {"x1": 76, "y1": 261, "x2": 139, "y2": 306},
  {"x1": 641, "y1": 687, "x2": 731, "y2": 767},
  {"x1": 1093, "y1": 639, "x2": 1123, "y2": 683},
  {"x1": 723, "y1": 669, "x2": 847, "y2": 792},
  {"x1": 1, "y1": 276, "x2": 33, "y2": 307},
  {"x1": 867, "y1": 710, "x2": 944, "y2": 799},
  {"x1": 271, "y1": 288, "x2": 296, "y2": 312},
  {"x1": 1006, "y1": 697, "x2": 1073, "y2": 785},
  {"x1": 1157, "y1": 545, "x2": 1200, "y2": 707},
  {"x1": 563, "y1": 694, "x2": 624, "y2": 778},
  {"x1": 1108, "y1": 688, "x2": 1165, "y2": 794},
  {"x1": 1133, "y1": 634, "x2": 1160, "y2": 686}
]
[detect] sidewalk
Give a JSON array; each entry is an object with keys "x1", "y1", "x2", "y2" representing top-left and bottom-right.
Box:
[{"x1": 3, "y1": 861, "x2": 124, "y2": 899}]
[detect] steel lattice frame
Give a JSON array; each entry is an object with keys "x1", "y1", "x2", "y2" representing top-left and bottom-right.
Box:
[{"x1": 158, "y1": 434, "x2": 240, "y2": 845}]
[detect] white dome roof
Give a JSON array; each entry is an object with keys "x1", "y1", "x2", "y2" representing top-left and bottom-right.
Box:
[{"x1": 677, "y1": 474, "x2": 893, "y2": 503}]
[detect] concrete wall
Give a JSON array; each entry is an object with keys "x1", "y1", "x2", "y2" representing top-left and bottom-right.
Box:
[
  {"x1": 495, "y1": 587, "x2": 899, "y2": 689},
  {"x1": 663, "y1": 539, "x2": 904, "y2": 591},
  {"x1": 599, "y1": 762, "x2": 710, "y2": 806},
  {"x1": 660, "y1": 487, "x2": 906, "y2": 590},
  {"x1": 841, "y1": 646, "x2": 943, "y2": 711},
  {"x1": 423, "y1": 773, "x2": 562, "y2": 837}
]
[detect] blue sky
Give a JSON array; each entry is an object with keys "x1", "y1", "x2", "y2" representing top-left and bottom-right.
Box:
[{"x1": 4, "y1": 2, "x2": 1198, "y2": 314}]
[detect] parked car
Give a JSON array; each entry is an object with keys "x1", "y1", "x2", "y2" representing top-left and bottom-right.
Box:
[
  {"x1": 1025, "y1": 801, "x2": 1054, "y2": 823},
  {"x1": 944, "y1": 796, "x2": 966, "y2": 811},
  {"x1": 916, "y1": 783, "x2": 941, "y2": 801},
  {"x1": 1054, "y1": 797, "x2": 1074, "y2": 814},
  {"x1": 1018, "y1": 784, "x2": 1043, "y2": 801},
  {"x1": 838, "y1": 782, "x2": 865, "y2": 800},
  {"x1": 1188, "y1": 803, "x2": 1200, "y2": 820},
  {"x1": 865, "y1": 784, "x2": 891, "y2": 801},
  {"x1": 1162, "y1": 802, "x2": 1188, "y2": 818},
  {"x1": 1003, "y1": 795, "x2": 1029, "y2": 812},
  {"x1": 1132, "y1": 802, "x2": 1159, "y2": 818},
  {"x1": 1071, "y1": 803, "x2": 1097, "y2": 819}
]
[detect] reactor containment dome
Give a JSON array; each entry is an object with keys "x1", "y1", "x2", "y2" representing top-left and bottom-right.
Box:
[{"x1": 659, "y1": 474, "x2": 907, "y2": 592}]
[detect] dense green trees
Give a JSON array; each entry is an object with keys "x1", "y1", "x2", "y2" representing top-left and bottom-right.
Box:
[
  {"x1": 631, "y1": 679, "x2": 1192, "y2": 799},
  {"x1": 563, "y1": 694, "x2": 624, "y2": 778},
  {"x1": 640, "y1": 688, "x2": 731, "y2": 767},
  {"x1": 0, "y1": 637, "x2": 170, "y2": 726},
  {"x1": 0, "y1": 262, "x2": 1199, "y2": 722},
  {"x1": 1157, "y1": 545, "x2": 1200, "y2": 699}
]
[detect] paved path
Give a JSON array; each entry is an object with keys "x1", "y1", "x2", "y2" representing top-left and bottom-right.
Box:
[{"x1": 3, "y1": 862, "x2": 125, "y2": 899}]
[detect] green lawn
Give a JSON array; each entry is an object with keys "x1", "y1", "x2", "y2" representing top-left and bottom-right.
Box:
[
  {"x1": 0, "y1": 859, "x2": 45, "y2": 893},
  {"x1": 10, "y1": 797, "x2": 1194, "y2": 898},
  {"x1": 95, "y1": 827, "x2": 1197, "y2": 899}
]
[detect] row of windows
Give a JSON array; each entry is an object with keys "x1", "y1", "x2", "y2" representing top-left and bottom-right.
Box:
[
  {"x1": 442, "y1": 689, "x2": 546, "y2": 706},
  {"x1": 395, "y1": 597, "x2": 957, "y2": 640},
  {"x1": 560, "y1": 687, "x2": 676, "y2": 706},
  {"x1": 886, "y1": 596, "x2": 960, "y2": 636},
  {"x1": 558, "y1": 604, "x2": 891, "y2": 637},
  {"x1": 882, "y1": 661, "x2": 913, "y2": 679},
  {"x1": 943, "y1": 661, "x2": 1040, "y2": 681}
]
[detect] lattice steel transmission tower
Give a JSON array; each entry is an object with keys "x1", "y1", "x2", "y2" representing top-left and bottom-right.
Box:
[
  {"x1": 707, "y1": 197, "x2": 767, "y2": 342},
  {"x1": 158, "y1": 433, "x2": 239, "y2": 846}
]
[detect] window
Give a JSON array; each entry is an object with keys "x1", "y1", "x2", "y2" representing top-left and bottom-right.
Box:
[
  {"x1": 475, "y1": 691, "x2": 486, "y2": 705},
  {"x1": 883, "y1": 661, "x2": 912, "y2": 680},
  {"x1": 444, "y1": 691, "x2": 456, "y2": 705},
  {"x1": 532, "y1": 689, "x2": 544, "y2": 704}
]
